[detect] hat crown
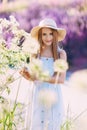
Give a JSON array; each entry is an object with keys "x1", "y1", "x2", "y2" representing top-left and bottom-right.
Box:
[{"x1": 39, "y1": 18, "x2": 57, "y2": 28}]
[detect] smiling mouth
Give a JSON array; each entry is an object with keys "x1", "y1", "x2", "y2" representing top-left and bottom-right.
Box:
[{"x1": 46, "y1": 40, "x2": 52, "y2": 42}]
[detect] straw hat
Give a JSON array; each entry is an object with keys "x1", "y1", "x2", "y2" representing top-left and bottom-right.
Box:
[{"x1": 30, "y1": 18, "x2": 66, "y2": 42}]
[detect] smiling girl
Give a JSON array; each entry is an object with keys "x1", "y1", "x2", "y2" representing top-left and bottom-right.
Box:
[{"x1": 20, "y1": 18, "x2": 67, "y2": 130}]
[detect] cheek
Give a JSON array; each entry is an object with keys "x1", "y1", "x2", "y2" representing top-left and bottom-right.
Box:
[
  {"x1": 51, "y1": 36, "x2": 53, "y2": 40},
  {"x1": 42, "y1": 36, "x2": 46, "y2": 41}
]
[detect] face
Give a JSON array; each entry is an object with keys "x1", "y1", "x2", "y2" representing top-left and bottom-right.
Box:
[{"x1": 41, "y1": 27, "x2": 53, "y2": 46}]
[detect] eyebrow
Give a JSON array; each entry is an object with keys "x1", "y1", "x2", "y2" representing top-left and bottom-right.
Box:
[{"x1": 42, "y1": 32, "x2": 53, "y2": 34}]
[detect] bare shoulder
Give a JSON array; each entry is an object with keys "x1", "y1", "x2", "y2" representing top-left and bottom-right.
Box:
[{"x1": 60, "y1": 49, "x2": 67, "y2": 61}]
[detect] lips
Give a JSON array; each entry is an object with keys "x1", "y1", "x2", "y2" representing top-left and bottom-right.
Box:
[{"x1": 46, "y1": 40, "x2": 52, "y2": 42}]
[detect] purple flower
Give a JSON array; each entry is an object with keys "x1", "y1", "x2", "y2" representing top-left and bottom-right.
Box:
[{"x1": 2, "y1": 28, "x2": 14, "y2": 48}]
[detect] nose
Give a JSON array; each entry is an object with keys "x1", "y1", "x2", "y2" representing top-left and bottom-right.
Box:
[{"x1": 46, "y1": 35, "x2": 51, "y2": 40}]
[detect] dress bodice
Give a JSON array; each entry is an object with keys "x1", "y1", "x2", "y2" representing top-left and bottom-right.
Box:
[
  {"x1": 39, "y1": 47, "x2": 63, "y2": 76},
  {"x1": 40, "y1": 57, "x2": 54, "y2": 76}
]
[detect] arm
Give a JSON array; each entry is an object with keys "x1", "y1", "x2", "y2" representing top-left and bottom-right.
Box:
[{"x1": 48, "y1": 49, "x2": 67, "y2": 84}]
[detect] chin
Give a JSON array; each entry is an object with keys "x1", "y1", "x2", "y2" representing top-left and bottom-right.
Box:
[{"x1": 46, "y1": 43, "x2": 52, "y2": 46}]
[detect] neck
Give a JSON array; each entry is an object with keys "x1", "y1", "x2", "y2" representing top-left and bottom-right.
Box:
[
  {"x1": 43, "y1": 44, "x2": 52, "y2": 50},
  {"x1": 40, "y1": 45, "x2": 53, "y2": 58}
]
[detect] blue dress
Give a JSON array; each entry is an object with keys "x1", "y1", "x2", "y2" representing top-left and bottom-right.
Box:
[{"x1": 30, "y1": 57, "x2": 64, "y2": 130}]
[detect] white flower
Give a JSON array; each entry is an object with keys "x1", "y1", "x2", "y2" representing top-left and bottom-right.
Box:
[
  {"x1": 9, "y1": 43, "x2": 18, "y2": 50},
  {"x1": 38, "y1": 89, "x2": 58, "y2": 109},
  {"x1": 69, "y1": 69, "x2": 87, "y2": 93},
  {"x1": 27, "y1": 58, "x2": 50, "y2": 80},
  {"x1": 0, "y1": 38, "x2": 6, "y2": 46},
  {"x1": 9, "y1": 15, "x2": 19, "y2": 27},
  {"x1": 0, "y1": 18, "x2": 10, "y2": 28},
  {"x1": 39, "y1": 70, "x2": 50, "y2": 81},
  {"x1": 28, "y1": 58, "x2": 43, "y2": 78},
  {"x1": 54, "y1": 59, "x2": 68, "y2": 73},
  {"x1": 22, "y1": 35, "x2": 40, "y2": 54},
  {"x1": 0, "y1": 24, "x2": 2, "y2": 33}
]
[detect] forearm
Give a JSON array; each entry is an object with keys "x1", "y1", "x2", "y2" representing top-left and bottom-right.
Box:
[
  {"x1": 48, "y1": 76, "x2": 57, "y2": 84},
  {"x1": 45, "y1": 72, "x2": 66, "y2": 84},
  {"x1": 20, "y1": 68, "x2": 66, "y2": 84}
]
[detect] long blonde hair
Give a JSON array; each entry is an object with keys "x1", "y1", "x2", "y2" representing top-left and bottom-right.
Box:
[{"x1": 38, "y1": 28, "x2": 59, "y2": 60}]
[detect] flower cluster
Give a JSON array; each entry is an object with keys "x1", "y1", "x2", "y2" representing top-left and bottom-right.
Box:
[
  {"x1": 0, "y1": 15, "x2": 40, "y2": 74},
  {"x1": 0, "y1": 16, "x2": 27, "y2": 73},
  {"x1": 0, "y1": 15, "x2": 41, "y2": 129},
  {"x1": 0, "y1": 15, "x2": 27, "y2": 48},
  {"x1": 54, "y1": 59, "x2": 69, "y2": 73}
]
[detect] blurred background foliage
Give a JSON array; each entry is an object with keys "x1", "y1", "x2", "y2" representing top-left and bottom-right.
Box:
[{"x1": 0, "y1": 0, "x2": 87, "y2": 71}]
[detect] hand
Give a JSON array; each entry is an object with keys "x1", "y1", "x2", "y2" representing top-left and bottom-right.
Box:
[
  {"x1": 19, "y1": 67, "x2": 37, "y2": 81},
  {"x1": 19, "y1": 67, "x2": 31, "y2": 80}
]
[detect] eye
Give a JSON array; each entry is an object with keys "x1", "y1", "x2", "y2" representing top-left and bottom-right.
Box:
[
  {"x1": 42, "y1": 33, "x2": 46, "y2": 36},
  {"x1": 50, "y1": 33, "x2": 53, "y2": 35}
]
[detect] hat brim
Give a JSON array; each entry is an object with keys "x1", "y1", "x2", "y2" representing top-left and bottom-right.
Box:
[{"x1": 30, "y1": 25, "x2": 66, "y2": 42}]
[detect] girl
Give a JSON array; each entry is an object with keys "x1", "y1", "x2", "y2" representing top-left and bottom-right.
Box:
[{"x1": 20, "y1": 18, "x2": 67, "y2": 130}]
